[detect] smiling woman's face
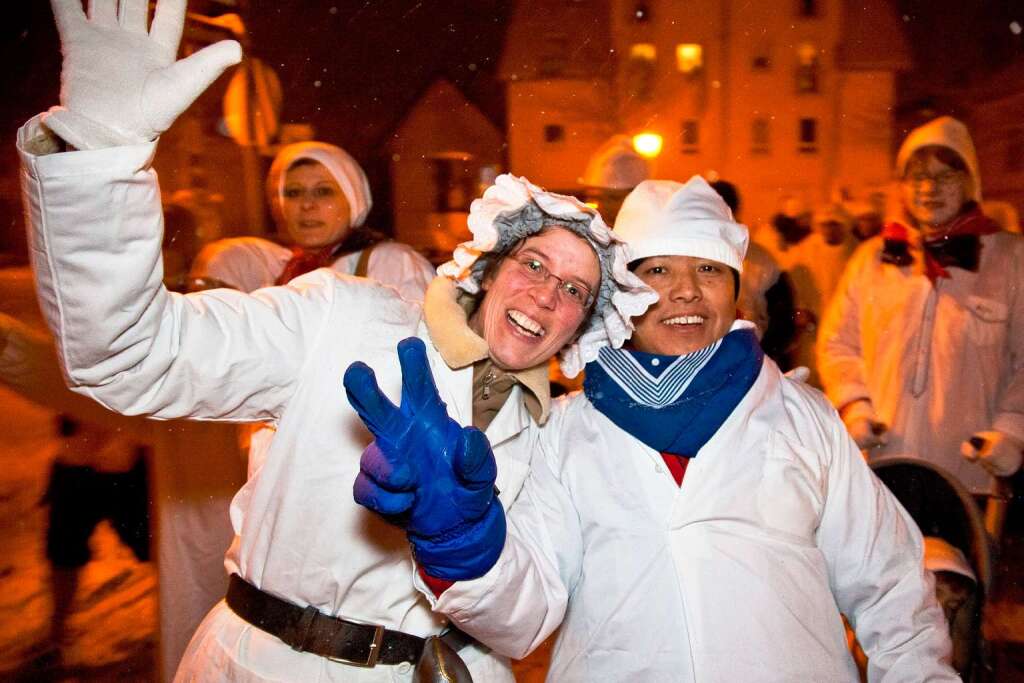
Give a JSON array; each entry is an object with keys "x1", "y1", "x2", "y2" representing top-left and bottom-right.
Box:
[
  {"x1": 629, "y1": 255, "x2": 736, "y2": 356},
  {"x1": 280, "y1": 162, "x2": 353, "y2": 249},
  {"x1": 470, "y1": 227, "x2": 601, "y2": 371}
]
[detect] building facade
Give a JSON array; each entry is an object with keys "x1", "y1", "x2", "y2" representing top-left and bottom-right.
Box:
[{"x1": 501, "y1": 0, "x2": 911, "y2": 225}]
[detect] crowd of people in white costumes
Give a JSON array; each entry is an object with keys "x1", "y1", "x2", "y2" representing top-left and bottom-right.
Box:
[{"x1": 4, "y1": 0, "x2": 1022, "y2": 681}]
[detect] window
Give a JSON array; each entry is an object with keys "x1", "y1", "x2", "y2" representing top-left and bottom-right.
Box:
[
  {"x1": 538, "y1": 34, "x2": 568, "y2": 77},
  {"x1": 676, "y1": 44, "x2": 703, "y2": 74},
  {"x1": 681, "y1": 120, "x2": 699, "y2": 153},
  {"x1": 751, "y1": 40, "x2": 772, "y2": 70},
  {"x1": 798, "y1": 118, "x2": 818, "y2": 153},
  {"x1": 626, "y1": 44, "x2": 656, "y2": 100},
  {"x1": 798, "y1": 0, "x2": 818, "y2": 17},
  {"x1": 752, "y1": 117, "x2": 771, "y2": 154},
  {"x1": 1007, "y1": 128, "x2": 1024, "y2": 172},
  {"x1": 795, "y1": 43, "x2": 819, "y2": 93},
  {"x1": 544, "y1": 124, "x2": 565, "y2": 143},
  {"x1": 630, "y1": 43, "x2": 656, "y2": 60}
]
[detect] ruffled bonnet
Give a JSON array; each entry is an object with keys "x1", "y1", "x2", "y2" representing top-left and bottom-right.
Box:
[{"x1": 438, "y1": 174, "x2": 656, "y2": 378}]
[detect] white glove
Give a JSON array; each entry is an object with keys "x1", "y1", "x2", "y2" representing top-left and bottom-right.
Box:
[
  {"x1": 960, "y1": 430, "x2": 1023, "y2": 478},
  {"x1": 841, "y1": 399, "x2": 889, "y2": 450},
  {"x1": 43, "y1": 0, "x2": 242, "y2": 149}
]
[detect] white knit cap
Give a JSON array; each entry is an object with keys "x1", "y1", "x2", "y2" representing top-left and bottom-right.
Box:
[
  {"x1": 266, "y1": 141, "x2": 373, "y2": 229},
  {"x1": 614, "y1": 176, "x2": 749, "y2": 272},
  {"x1": 896, "y1": 116, "x2": 981, "y2": 201},
  {"x1": 438, "y1": 174, "x2": 657, "y2": 378},
  {"x1": 923, "y1": 536, "x2": 976, "y2": 582}
]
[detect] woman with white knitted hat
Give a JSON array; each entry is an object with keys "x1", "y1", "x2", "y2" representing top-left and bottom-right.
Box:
[
  {"x1": 189, "y1": 141, "x2": 436, "y2": 302},
  {"x1": 352, "y1": 176, "x2": 955, "y2": 681},
  {"x1": 17, "y1": 4, "x2": 655, "y2": 680},
  {"x1": 818, "y1": 116, "x2": 1024, "y2": 494}
]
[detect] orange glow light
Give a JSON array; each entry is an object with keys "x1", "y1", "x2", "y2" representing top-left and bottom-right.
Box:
[{"x1": 632, "y1": 132, "x2": 663, "y2": 158}]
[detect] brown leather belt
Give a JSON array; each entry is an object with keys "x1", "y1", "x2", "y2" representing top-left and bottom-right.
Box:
[{"x1": 226, "y1": 573, "x2": 432, "y2": 667}]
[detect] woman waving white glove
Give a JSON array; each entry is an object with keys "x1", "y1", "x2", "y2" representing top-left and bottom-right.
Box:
[{"x1": 44, "y1": 0, "x2": 242, "y2": 150}]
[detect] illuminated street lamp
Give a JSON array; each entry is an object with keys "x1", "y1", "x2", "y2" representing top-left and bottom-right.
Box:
[{"x1": 632, "y1": 132, "x2": 663, "y2": 158}]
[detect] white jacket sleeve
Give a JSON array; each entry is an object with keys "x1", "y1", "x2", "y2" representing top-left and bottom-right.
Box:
[
  {"x1": 0, "y1": 311, "x2": 155, "y2": 439},
  {"x1": 992, "y1": 239, "x2": 1024, "y2": 443},
  {"x1": 418, "y1": 434, "x2": 582, "y2": 659},
  {"x1": 366, "y1": 242, "x2": 437, "y2": 303},
  {"x1": 815, "y1": 416, "x2": 958, "y2": 681},
  {"x1": 817, "y1": 241, "x2": 874, "y2": 410},
  {"x1": 18, "y1": 116, "x2": 332, "y2": 423}
]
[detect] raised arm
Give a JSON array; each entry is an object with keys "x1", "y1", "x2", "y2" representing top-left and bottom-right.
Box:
[
  {"x1": 19, "y1": 1, "x2": 343, "y2": 422},
  {"x1": 0, "y1": 311, "x2": 152, "y2": 437}
]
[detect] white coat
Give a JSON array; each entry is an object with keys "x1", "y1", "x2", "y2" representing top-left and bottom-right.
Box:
[
  {"x1": 190, "y1": 236, "x2": 436, "y2": 303},
  {"x1": 18, "y1": 116, "x2": 527, "y2": 682},
  {"x1": 818, "y1": 233, "x2": 1024, "y2": 494},
  {"x1": 422, "y1": 358, "x2": 956, "y2": 682},
  {"x1": 174, "y1": 234, "x2": 433, "y2": 675}
]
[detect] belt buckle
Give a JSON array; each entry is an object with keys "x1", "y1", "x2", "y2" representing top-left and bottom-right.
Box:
[{"x1": 326, "y1": 618, "x2": 385, "y2": 668}]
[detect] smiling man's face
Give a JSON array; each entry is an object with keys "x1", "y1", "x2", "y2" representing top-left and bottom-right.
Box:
[
  {"x1": 470, "y1": 227, "x2": 601, "y2": 371},
  {"x1": 629, "y1": 255, "x2": 736, "y2": 356}
]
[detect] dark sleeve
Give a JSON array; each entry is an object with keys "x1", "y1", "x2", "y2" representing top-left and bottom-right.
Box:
[{"x1": 760, "y1": 272, "x2": 797, "y2": 370}]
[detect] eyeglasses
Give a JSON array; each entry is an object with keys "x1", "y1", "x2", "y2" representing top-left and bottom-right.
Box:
[
  {"x1": 903, "y1": 171, "x2": 963, "y2": 188},
  {"x1": 512, "y1": 255, "x2": 595, "y2": 309}
]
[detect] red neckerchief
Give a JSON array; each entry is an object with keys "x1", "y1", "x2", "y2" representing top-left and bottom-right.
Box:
[
  {"x1": 662, "y1": 452, "x2": 690, "y2": 487},
  {"x1": 274, "y1": 244, "x2": 340, "y2": 286},
  {"x1": 881, "y1": 205, "x2": 1000, "y2": 282}
]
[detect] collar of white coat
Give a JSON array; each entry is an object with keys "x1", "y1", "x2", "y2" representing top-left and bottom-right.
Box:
[{"x1": 423, "y1": 276, "x2": 550, "y2": 424}]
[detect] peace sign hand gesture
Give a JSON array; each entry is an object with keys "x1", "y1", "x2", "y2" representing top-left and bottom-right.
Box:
[{"x1": 344, "y1": 338, "x2": 505, "y2": 581}]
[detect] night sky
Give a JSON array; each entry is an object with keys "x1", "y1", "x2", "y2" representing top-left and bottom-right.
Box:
[
  {"x1": 1, "y1": 0, "x2": 1021, "y2": 228},
  {"x1": 6, "y1": 1, "x2": 1022, "y2": 152}
]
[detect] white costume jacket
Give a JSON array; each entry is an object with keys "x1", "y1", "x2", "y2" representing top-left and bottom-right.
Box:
[
  {"x1": 423, "y1": 359, "x2": 956, "y2": 681},
  {"x1": 177, "y1": 233, "x2": 433, "y2": 678},
  {"x1": 818, "y1": 233, "x2": 1024, "y2": 494},
  {"x1": 18, "y1": 117, "x2": 528, "y2": 681},
  {"x1": 191, "y1": 235, "x2": 436, "y2": 303}
]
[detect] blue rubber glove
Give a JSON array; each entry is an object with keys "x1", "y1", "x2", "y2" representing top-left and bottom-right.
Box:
[{"x1": 344, "y1": 337, "x2": 506, "y2": 580}]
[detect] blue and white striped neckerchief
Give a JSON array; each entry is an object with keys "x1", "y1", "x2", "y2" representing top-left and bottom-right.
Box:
[
  {"x1": 583, "y1": 326, "x2": 764, "y2": 457},
  {"x1": 593, "y1": 338, "x2": 722, "y2": 408}
]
